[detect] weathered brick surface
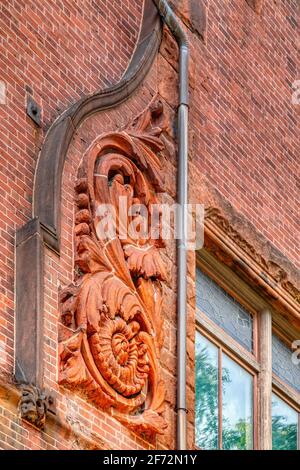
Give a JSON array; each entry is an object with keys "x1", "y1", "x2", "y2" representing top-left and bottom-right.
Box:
[
  {"x1": 0, "y1": 0, "x2": 146, "y2": 450},
  {"x1": 189, "y1": 0, "x2": 300, "y2": 267},
  {"x1": 0, "y1": 0, "x2": 299, "y2": 451},
  {"x1": 0, "y1": 0, "x2": 142, "y2": 379}
]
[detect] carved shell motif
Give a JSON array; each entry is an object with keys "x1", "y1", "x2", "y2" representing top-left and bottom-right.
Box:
[{"x1": 58, "y1": 99, "x2": 168, "y2": 436}]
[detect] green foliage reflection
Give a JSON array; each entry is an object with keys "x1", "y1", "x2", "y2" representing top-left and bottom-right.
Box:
[
  {"x1": 195, "y1": 344, "x2": 218, "y2": 449},
  {"x1": 272, "y1": 395, "x2": 298, "y2": 450},
  {"x1": 196, "y1": 339, "x2": 253, "y2": 450}
]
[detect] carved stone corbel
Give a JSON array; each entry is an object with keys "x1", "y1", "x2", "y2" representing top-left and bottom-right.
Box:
[
  {"x1": 58, "y1": 99, "x2": 168, "y2": 436},
  {"x1": 19, "y1": 384, "x2": 55, "y2": 429}
]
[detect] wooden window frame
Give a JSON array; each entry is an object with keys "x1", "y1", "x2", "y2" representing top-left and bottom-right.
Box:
[
  {"x1": 196, "y1": 249, "x2": 300, "y2": 450},
  {"x1": 271, "y1": 327, "x2": 300, "y2": 450},
  {"x1": 196, "y1": 324, "x2": 259, "y2": 450}
]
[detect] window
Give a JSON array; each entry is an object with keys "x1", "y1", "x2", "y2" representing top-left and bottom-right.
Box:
[
  {"x1": 195, "y1": 332, "x2": 254, "y2": 450},
  {"x1": 196, "y1": 270, "x2": 253, "y2": 352},
  {"x1": 195, "y1": 333, "x2": 218, "y2": 449},
  {"x1": 272, "y1": 334, "x2": 300, "y2": 393},
  {"x1": 222, "y1": 354, "x2": 253, "y2": 450},
  {"x1": 271, "y1": 333, "x2": 300, "y2": 450},
  {"x1": 196, "y1": 266, "x2": 300, "y2": 450},
  {"x1": 272, "y1": 394, "x2": 299, "y2": 450}
]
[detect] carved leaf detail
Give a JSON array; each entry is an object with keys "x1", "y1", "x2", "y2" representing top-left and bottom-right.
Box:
[{"x1": 124, "y1": 244, "x2": 167, "y2": 281}]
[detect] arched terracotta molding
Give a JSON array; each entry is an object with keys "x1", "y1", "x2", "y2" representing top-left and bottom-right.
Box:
[
  {"x1": 34, "y1": 0, "x2": 161, "y2": 253},
  {"x1": 15, "y1": 0, "x2": 162, "y2": 394}
]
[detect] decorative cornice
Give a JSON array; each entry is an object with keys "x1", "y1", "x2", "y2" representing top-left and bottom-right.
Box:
[
  {"x1": 19, "y1": 384, "x2": 55, "y2": 430},
  {"x1": 192, "y1": 173, "x2": 300, "y2": 322},
  {"x1": 205, "y1": 209, "x2": 300, "y2": 321}
]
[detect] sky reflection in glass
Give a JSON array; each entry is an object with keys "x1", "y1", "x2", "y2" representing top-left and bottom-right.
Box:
[
  {"x1": 195, "y1": 332, "x2": 254, "y2": 450},
  {"x1": 195, "y1": 332, "x2": 219, "y2": 449},
  {"x1": 222, "y1": 354, "x2": 253, "y2": 450}
]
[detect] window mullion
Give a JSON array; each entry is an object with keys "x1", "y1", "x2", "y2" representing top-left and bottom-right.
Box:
[
  {"x1": 259, "y1": 309, "x2": 272, "y2": 450},
  {"x1": 218, "y1": 347, "x2": 223, "y2": 450}
]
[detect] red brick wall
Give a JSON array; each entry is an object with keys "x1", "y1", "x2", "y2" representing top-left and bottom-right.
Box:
[
  {"x1": 0, "y1": 0, "x2": 143, "y2": 379},
  {"x1": 0, "y1": 48, "x2": 179, "y2": 450},
  {"x1": 0, "y1": 0, "x2": 299, "y2": 451},
  {"x1": 0, "y1": 0, "x2": 147, "y2": 449},
  {"x1": 189, "y1": 0, "x2": 300, "y2": 266}
]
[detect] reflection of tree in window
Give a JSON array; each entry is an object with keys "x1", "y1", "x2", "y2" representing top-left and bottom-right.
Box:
[
  {"x1": 272, "y1": 394, "x2": 298, "y2": 450},
  {"x1": 222, "y1": 354, "x2": 253, "y2": 450},
  {"x1": 195, "y1": 333, "x2": 253, "y2": 450},
  {"x1": 195, "y1": 336, "x2": 219, "y2": 449}
]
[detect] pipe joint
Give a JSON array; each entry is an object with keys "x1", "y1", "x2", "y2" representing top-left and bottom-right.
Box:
[
  {"x1": 177, "y1": 408, "x2": 189, "y2": 414},
  {"x1": 154, "y1": 0, "x2": 188, "y2": 48}
]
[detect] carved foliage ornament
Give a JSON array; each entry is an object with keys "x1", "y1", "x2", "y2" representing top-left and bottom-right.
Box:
[{"x1": 58, "y1": 100, "x2": 168, "y2": 436}]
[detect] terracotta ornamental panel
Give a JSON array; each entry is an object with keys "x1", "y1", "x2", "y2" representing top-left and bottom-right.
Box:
[{"x1": 58, "y1": 101, "x2": 168, "y2": 436}]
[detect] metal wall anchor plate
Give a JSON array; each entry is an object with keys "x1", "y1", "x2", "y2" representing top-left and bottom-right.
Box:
[{"x1": 26, "y1": 95, "x2": 41, "y2": 126}]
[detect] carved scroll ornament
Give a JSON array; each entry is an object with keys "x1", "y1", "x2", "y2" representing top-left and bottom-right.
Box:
[{"x1": 58, "y1": 101, "x2": 168, "y2": 436}]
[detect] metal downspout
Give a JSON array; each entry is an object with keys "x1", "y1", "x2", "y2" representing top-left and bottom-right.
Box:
[{"x1": 153, "y1": 0, "x2": 189, "y2": 450}]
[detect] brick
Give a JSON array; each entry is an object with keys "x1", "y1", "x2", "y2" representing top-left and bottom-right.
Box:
[{"x1": 0, "y1": 0, "x2": 299, "y2": 452}]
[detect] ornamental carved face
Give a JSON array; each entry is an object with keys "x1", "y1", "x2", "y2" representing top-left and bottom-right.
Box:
[{"x1": 58, "y1": 100, "x2": 168, "y2": 436}]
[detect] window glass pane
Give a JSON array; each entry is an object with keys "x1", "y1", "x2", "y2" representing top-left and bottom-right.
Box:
[
  {"x1": 272, "y1": 334, "x2": 300, "y2": 393},
  {"x1": 272, "y1": 394, "x2": 298, "y2": 450},
  {"x1": 195, "y1": 332, "x2": 219, "y2": 449},
  {"x1": 222, "y1": 354, "x2": 253, "y2": 450},
  {"x1": 196, "y1": 269, "x2": 253, "y2": 352}
]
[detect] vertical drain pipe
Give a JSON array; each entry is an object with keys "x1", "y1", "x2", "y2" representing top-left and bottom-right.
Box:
[{"x1": 153, "y1": 0, "x2": 189, "y2": 450}]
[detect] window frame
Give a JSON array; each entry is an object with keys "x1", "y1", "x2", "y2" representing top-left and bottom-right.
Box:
[
  {"x1": 196, "y1": 249, "x2": 300, "y2": 450},
  {"x1": 271, "y1": 327, "x2": 300, "y2": 450},
  {"x1": 196, "y1": 325, "x2": 259, "y2": 450},
  {"x1": 271, "y1": 389, "x2": 300, "y2": 450}
]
